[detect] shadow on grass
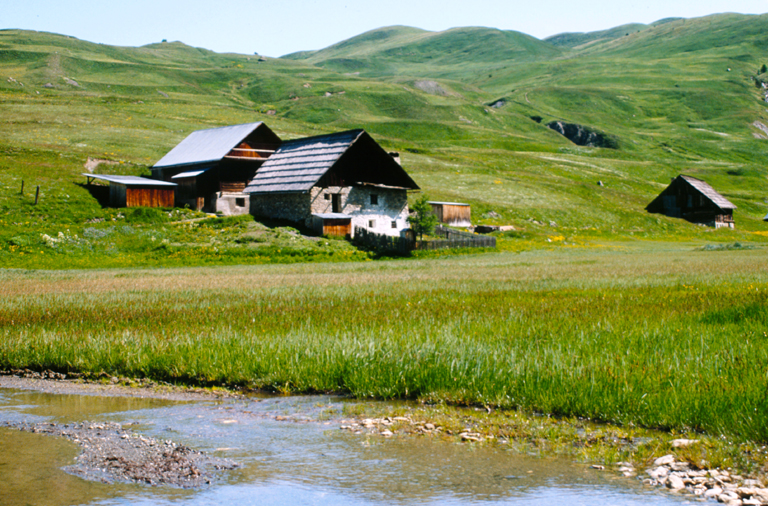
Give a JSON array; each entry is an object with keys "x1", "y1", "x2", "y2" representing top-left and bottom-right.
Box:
[{"x1": 76, "y1": 183, "x2": 110, "y2": 208}]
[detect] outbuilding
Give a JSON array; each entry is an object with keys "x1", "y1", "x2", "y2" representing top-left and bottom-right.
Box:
[
  {"x1": 428, "y1": 201, "x2": 471, "y2": 227},
  {"x1": 83, "y1": 174, "x2": 176, "y2": 208},
  {"x1": 645, "y1": 175, "x2": 735, "y2": 228}
]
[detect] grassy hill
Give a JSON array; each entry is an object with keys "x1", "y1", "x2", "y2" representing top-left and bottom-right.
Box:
[{"x1": 1, "y1": 13, "x2": 768, "y2": 268}]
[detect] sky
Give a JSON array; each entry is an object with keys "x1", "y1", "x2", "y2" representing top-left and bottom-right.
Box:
[{"x1": 4, "y1": 0, "x2": 768, "y2": 57}]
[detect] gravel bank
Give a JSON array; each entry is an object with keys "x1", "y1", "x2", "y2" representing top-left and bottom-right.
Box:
[{"x1": 1, "y1": 420, "x2": 238, "y2": 488}]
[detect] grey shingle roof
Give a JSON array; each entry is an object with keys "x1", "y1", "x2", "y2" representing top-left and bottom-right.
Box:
[
  {"x1": 84, "y1": 174, "x2": 176, "y2": 187},
  {"x1": 680, "y1": 175, "x2": 736, "y2": 209},
  {"x1": 244, "y1": 130, "x2": 363, "y2": 194},
  {"x1": 153, "y1": 122, "x2": 265, "y2": 168}
]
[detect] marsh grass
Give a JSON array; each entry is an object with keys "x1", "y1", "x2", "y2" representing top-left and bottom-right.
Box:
[{"x1": 2, "y1": 245, "x2": 767, "y2": 443}]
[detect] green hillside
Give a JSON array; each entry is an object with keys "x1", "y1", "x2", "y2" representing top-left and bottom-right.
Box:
[{"x1": 1, "y1": 13, "x2": 768, "y2": 268}]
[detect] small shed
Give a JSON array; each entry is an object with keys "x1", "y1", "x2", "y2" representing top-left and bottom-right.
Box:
[
  {"x1": 645, "y1": 175, "x2": 735, "y2": 228},
  {"x1": 84, "y1": 174, "x2": 176, "y2": 208},
  {"x1": 428, "y1": 201, "x2": 471, "y2": 227},
  {"x1": 311, "y1": 213, "x2": 352, "y2": 237}
]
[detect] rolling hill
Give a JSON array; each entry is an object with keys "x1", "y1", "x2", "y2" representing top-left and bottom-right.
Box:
[{"x1": 1, "y1": 12, "x2": 768, "y2": 267}]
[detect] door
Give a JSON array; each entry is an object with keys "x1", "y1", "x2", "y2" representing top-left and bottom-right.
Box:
[{"x1": 332, "y1": 194, "x2": 342, "y2": 213}]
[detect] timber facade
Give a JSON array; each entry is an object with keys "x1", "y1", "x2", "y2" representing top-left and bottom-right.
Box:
[
  {"x1": 428, "y1": 201, "x2": 471, "y2": 227},
  {"x1": 152, "y1": 122, "x2": 281, "y2": 214},
  {"x1": 83, "y1": 174, "x2": 176, "y2": 208}
]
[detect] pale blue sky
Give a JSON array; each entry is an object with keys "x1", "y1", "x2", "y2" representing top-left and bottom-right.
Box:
[{"x1": 4, "y1": 0, "x2": 768, "y2": 57}]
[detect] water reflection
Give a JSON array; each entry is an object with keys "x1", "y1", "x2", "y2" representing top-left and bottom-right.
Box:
[{"x1": 0, "y1": 389, "x2": 688, "y2": 506}]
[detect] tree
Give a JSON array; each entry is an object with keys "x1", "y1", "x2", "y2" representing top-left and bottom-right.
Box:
[
  {"x1": 761, "y1": 64, "x2": 767, "y2": 74},
  {"x1": 407, "y1": 195, "x2": 438, "y2": 240}
]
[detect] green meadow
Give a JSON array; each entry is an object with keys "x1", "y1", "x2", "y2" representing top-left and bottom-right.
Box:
[
  {"x1": 1, "y1": 14, "x2": 768, "y2": 459},
  {"x1": 1, "y1": 245, "x2": 767, "y2": 444}
]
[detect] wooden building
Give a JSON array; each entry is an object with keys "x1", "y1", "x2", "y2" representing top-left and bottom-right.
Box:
[
  {"x1": 428, "y1": 201, "x2": 471, "y2": 227},
  {"x1": 244, "y1": 129, "x2": 420, "y2": 237},
  {"x1": 151, "y1": 122, "x2": 282, "y2": 214},
  {"x1": 646, "y1": 175, "x2": 736, "y2": 228},
  {"x1": 83, "y1": 174, "x2": 176, "y2": 208}
]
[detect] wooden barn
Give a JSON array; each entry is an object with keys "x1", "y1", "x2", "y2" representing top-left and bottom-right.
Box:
[
  {"x1": 83, "y1": 174, "x2": 176, "y2": 208},
  {"x1": 151, "y1": 122, "x2": 282, "y2": 214},
  {"x1": 244, "y1": 129, "x2": 420, "y2": 238},
  {"x1": 428, "y1": 201, "x2": 471, "y2": 227},
  {"x1": 646, "y1": 175, "x2": 736, "y2": 228}
]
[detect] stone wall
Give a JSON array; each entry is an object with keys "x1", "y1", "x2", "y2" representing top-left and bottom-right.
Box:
[
  {"x1": 249, "y1": 192, "x2": 311, "y2": 223},
  {"x1": 310, "y1": 186, "x2": 409, "y2": 237},
  {"x1": 213, "y1": 193, "x2": 250, "y2": 216}
]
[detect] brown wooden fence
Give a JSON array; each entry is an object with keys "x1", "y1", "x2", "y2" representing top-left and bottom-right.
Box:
[{"x1": 353, "y1": 225, "x2": 495, "y2": 254}]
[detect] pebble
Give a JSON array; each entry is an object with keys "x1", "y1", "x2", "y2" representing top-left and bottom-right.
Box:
[{"x1": 642, "y1": 456, "x2": 768, "y2": 505}]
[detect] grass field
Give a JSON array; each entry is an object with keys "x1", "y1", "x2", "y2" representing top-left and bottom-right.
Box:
[
  {"x1": 2, "y1": 15, "x2": 768, "y2": 467},
  {"x1": 2, "y1": 243, "x2": 767, "y2": 444}
]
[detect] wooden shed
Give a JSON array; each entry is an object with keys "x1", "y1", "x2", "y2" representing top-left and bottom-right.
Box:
[
  {"x1": 646, "y1": 175, "x2": 735, "y2": 228},
  {"x1": 311, "y1": 213, "x2": 352, "y2": 237},
  {"x1": 84, "y1": 174, "x2": 176, "y2": 208},
  {"x1": 428, "y1": 201, "x2": 471, "y2": 227}
]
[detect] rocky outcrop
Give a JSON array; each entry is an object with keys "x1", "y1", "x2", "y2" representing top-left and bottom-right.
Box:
[{"x1": 547, "y1": 121, "x2": 618, "y2": 149}]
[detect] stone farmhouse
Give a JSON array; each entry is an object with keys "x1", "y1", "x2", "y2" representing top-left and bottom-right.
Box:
[
  {"x1": 646, "y1": 175, "x2": 736, "y2": 228},
  {"x1": 244, "y1": 129, "x2": 420, "y2": 238},
  {"x1": 147, "y1": 122, "x2": 419, "y2": 237}
]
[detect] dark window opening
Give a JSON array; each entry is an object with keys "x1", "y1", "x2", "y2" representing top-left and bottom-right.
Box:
[
  {"x1": 235, "y1": 198, "x2": 246, "y2": 207},
  {"x1": 324, "y1": 193, "x2": 331, "y2": 200},
  {"x1": 370, "y1": 194, "x2": 378, "y2": 205},
  {"x1": 368, "y1": 220, "x2": 376, "y2": 228},
  {"x1": 391, "y1": 221, "x2": 397, "y2": 229}
]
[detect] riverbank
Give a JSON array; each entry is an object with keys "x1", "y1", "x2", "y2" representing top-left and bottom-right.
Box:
[{"x1": 3, "y1": 371, "x2": 768, "y2": 504}]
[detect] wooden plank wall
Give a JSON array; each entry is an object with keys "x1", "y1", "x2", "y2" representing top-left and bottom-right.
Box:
[
  {"x1": 126, "y1": 187, "x2": 175, "y2": 207},
  {"x1": 323, "y1": 219, "x2": 351, "y2": 237}
]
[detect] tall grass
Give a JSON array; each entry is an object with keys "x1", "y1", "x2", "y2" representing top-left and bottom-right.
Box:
[{"x1": 1, "y1": 246, "x2": 767, "y2": 441}]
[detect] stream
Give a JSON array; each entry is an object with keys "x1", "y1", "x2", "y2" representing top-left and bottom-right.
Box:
[{"x1": 0, "y1": 386, "x2": 692, "y2": 506}]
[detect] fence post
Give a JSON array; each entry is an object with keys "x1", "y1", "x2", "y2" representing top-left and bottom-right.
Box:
[
  {"x1": 20, "y1": 180, "x2": 24, "y2": 195},
  {"x1": 34, "y1": 185, "x2": 40, "y2": 205}
]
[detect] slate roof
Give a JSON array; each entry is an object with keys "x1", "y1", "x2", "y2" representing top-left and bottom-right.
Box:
[
  {"x1": 679, "y1": 175, "x2": 736, "y2": 209},
  {"x1": 84, "y1": 174, "x2": 176, "y2": 187},
  {"x1": 153, "y1": 122, "x2": 266, "y2": 169},
  {"x1": 244, "y1": 130, "x2": 363, "y2": 194}
]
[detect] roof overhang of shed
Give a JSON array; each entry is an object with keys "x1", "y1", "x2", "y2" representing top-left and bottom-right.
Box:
[{"x1": 84, "y1": 174, "x2": 177, "y2": 187}]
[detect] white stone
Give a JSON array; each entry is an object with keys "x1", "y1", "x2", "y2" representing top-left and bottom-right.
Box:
[
  {"x1": 704, "y1": 486, "x2": 723, "y2": 498},
  {"x1": 654, "y1": 455, "x2": 676, "y2": 466},
  {"x1": 648, "y1": 466, "x2": 670, "y2": 479},
  {"x1": 671, "y1": 438, "x2": 700, "y2": 448},
  {"x1": 668, "y1": 475, "x2": 686, "y2": 490}
]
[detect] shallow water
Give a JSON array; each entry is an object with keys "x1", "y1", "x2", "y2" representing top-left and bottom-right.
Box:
[{"x1": 0, "y1": 388, "x2": 691, "y2": 506}]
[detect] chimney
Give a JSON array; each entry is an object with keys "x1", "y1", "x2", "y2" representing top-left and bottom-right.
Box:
[{"x1": 389, "y1": 152, "x2": 401, "y2": 166}]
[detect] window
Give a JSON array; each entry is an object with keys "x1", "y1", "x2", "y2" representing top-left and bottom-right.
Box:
[
  {"x1": 368, "y1": 220, "x2": 376, "y2": 228},
  {"x1": 235, "y1": 198, "x2": 246, "y2": 207},
  {"x1": 391, "y1": 221, "x2": 397, "y2": 229},
  {"x1": 370, "y1": 194, "x2": 378, "y2": 205},
  {"x1": 324, "y1": 193, "x2": 331, "y2": 201}
]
